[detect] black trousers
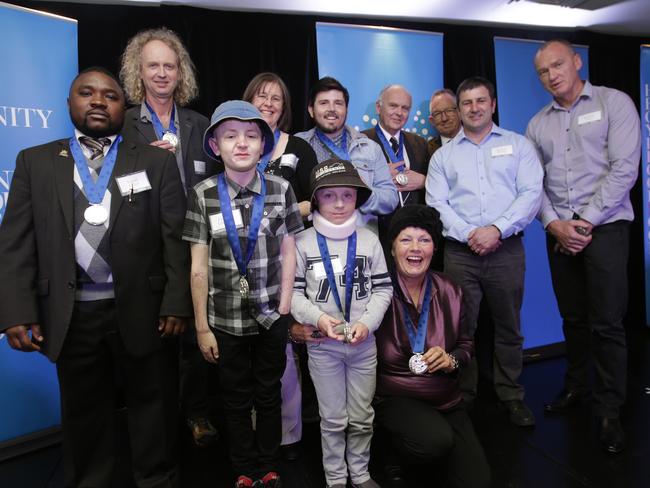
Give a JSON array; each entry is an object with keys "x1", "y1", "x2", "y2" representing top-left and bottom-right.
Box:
[
  {"x1": 180, "y1": 324, "x2": 217, "y2": 419},
  {"x1": 214, "y1": 318, "x2": 287, "y2": 478},
  {"x1": 374, "y1": 396, "x2": 491, "y2": 488},
  {"x1": 56, "y1": 299, "x2": 177, "y2": 488},
  {"x1": 546, "y1": 220, "x2": 629, "y2": 418},
  {"x1": 444, "y1": 237, "x2": 526, "y2": 401}
]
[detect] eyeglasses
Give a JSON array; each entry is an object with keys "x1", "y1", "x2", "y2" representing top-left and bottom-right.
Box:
[
  {"x1": 431, "y1": 108, "x2": 458, "y2": 120},
  {"x1": 255, "y1": 92, "x2": 283, "y2": 105}
]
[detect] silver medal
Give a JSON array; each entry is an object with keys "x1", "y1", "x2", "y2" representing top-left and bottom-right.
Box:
[
  {"x1": 162, "y1": 132, "x2": 178, "y2": 148},
  {"x1": 408, "y1": 353, "x2": 428, "y2": 375},
  {"x1": 239, "y1": 276, "x2": 249, "y2": 298},
  {"x1": 395, "y1": 172, "x2": 409, "y2": 186},
  {"x1": 84, "y1": 204, "x2": 108, "y2": 226},
  {"x1": 343, "y1": 322, "x2": 353, "y2": 343}
]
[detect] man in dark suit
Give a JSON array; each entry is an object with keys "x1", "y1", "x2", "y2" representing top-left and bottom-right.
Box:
[
  {"x1": 119, "y1": 28, "x2": 220, "y2": 447},
  {"x1": 362, "y1": 84, "x2": 429, "y2": 254},
  {"x1": 0, "y1": 68, "x2": 191, "y2": 488},
  {"x1": 427, "y1": 88, "x2": 461, "y2": 157}
]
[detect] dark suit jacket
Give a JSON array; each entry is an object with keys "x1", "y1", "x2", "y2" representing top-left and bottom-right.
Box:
[
  {"x1": 121, "y1": 105, "x2": 220, "y2": 191},
  {"x1": 0, "y1": 138, "x2": 192, "y2": 361},
  {"x1": 361, "y1": 127, "x2": 430, "y2": 205},
  {"x1": 427, "y1": 135, "x2": 442, "y2": 160}
]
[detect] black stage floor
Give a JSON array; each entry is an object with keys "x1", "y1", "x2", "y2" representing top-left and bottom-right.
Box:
[{"x1": 2, "y1": 327, "x2": 649, "y2": 488}]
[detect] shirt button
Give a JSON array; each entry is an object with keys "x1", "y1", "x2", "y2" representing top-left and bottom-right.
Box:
[
  {"x1": 566, "y1": 148, "x2": 571, "y2": 152},
  {"x1": 244, "y1": 204, "x2": 250, "y2": 209}
]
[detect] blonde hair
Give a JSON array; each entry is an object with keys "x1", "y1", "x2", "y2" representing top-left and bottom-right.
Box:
[{"x1": 120, "y1": 27, "x2": 198, "y2": 106}]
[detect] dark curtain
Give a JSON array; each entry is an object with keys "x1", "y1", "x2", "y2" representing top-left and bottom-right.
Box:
[{"x1": 12, "y1": 0, "x2": 650, "y2": 325}]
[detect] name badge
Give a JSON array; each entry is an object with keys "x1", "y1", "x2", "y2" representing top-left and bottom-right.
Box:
[
  {"x1": 115, "y1": 170, "x2": 152, "y2": 196},
  {"x1": 312, "y1": 257, "x2": 344, "y2": 279},
  {"x1": 194, "y1": 160, "x2": 207, "y2": 174},
  {"x1": 578, "y1": 110, "x2": 602, "y2": 125},
  {"x1": 491, "y1": 145, "x2": 513, "y2": 157},
  {"x1": 209, "y1": 208, "x2": 243, "y2": 233},
  {"x1": 279, "y1": 153, "x2": 299, "y2": 170}
]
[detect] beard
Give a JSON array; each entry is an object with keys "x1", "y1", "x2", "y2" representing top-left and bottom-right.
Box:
[{"x1": 70, "y1": 112, "x2": 123, "y2": 138}]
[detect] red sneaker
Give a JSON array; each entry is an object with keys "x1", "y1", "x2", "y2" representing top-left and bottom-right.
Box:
[
  {"x1": 260, "y1": 471, "x2": 282, "y2": 487},
  {"x1": 235, "y1": 475, "x2": 256, "y2": 488}
]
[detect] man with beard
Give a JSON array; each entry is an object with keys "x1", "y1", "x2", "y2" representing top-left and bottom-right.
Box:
[
  {"x1": 0, "y1": 68, "x2": 191, "y2": 488},
  {"x1": 296, "y1": 77, "x2": 398, "y2": 229},
  {"x1": 426, "y1": 77, "x2": 543, "y2": 427}
]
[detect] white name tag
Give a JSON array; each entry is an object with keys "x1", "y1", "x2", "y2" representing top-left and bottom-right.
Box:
[
  {"x1": 209, "y1": 208, "x2": 243, "y2": 233},
  {"x1": 194, "y1": 160, "x2": 207, "y2": 174},
  {"x1": 578, "y1": 110, "x2": 602, "y2": 125},
  {"x1": 115, "y1": 170, "x2": 152, "y2": 196},
  {"x1": 312, "y1": 257, "x2": 344, "y2": 279},
  {"x1": 491, "y1": 145, "x2": 513, "y2": 157},
  {"x1": 279, "y1": 153, "x2": 299, "y2": 170}
]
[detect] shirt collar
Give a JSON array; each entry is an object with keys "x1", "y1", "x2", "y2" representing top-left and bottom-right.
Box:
[
  {"x1": 547, "y1": 80, "x2": 592, "y2": 112},
  {"x1": 224, "y1": 170, "x2": 262, "y2": 199},
  {"x1": 73, "y1": 128, "x2": 117, "y2": 158},
  {"x1": 378, "y1": 123, "x2": 401, "y2": 143},
  {"x1": 457, "y1": 123, "x2": 503, "y2": 144},
  {"x1": 139, "y1": 102, "x2": 179, "y2": 125}
]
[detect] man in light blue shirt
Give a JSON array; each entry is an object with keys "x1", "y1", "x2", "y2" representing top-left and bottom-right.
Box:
[{"x1": 426, "y1": 76, "x2": 543, "y2": 427}]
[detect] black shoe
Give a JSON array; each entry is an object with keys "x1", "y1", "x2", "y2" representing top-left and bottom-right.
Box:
[
  {"x1": 384, "y1": 464, "x2": 406, "y2": 488},
  {"x1": 281, "y1": 442, "x2": 300, "y2": 461},
  {"x1": 503, "y1": 400, "x2": 536, "y2": 427},
  {"x1": 186, "y1": 417, "x2": 219, "y2": 447},
  {"x1": 598, "y1": 417, "x2": 625, "y2": 454},
  {"x1": 544, "y1": 390, "x2": 582, "y2": 414}
]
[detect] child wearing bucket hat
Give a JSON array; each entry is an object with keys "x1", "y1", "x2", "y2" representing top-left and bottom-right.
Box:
[
  {"x1": 183, "y1": 100, "x2": 304, "y2": 488},
  {"x1": 291, "y1": 158, "x2": 393, "y2": 488}
]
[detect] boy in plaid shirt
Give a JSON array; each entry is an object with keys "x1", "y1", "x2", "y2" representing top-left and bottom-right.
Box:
[{"x1": 183, "y1": 100, "x2": 303, "y2": 488}]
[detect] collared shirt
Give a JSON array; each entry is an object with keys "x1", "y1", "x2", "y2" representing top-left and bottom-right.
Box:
[
  {"x1": 378, "y1": 123, "x2": 412, "y2": 169},
  {"x1": 182, "y1": 171, "x2": 304, "y2": 336},
  {"x1": 425, "y1": 124, "x2": 543, "y2": 242},
  {"x1": 139, "y1": 103, "x2": 186, "y2": 189},
  {"x1": 440, "y1": 135, "x2": 453, "y2": 145},
  {"x1": 74, "y1": 129, "x2": 117, "y2": 159},
  {"x1": 526, "y1": 81, "x2": 641, "y2": 227}
]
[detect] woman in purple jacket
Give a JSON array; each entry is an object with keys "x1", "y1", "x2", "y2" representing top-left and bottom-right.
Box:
[{"x1": 374, "y1": 204, "x2": 490, "y2": 488}]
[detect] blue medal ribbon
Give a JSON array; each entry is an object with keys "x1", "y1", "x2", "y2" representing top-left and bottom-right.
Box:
[
  {"x1": 316, "y1": 231, "x2": 357, "y2": 322},
  {"x1": 217, "y1": 171, "x2": 266, "y2": 280},
  {"x1": 315, "y1": 128, "x2": 349, "y2": 160},
  {"x1": 401, "y1": 275, "x2": 433, "y2": 354},
  {"x1": 69, "y1": 135, "x2": 122, "y2": 204},
  {"x1": 144, "y1": 101, "x2": 177, "y2": 139},
  {"x1": 257, "y1": 128, "x2": 282, "y2": 173},
  {"x1": 374, "y1": 126, "x2": 405, "y2": 171}
]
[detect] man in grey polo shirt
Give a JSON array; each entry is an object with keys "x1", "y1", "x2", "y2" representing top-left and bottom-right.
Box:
[{"x1": 526, "y1": 39, "x2": 641, "y2": 454}]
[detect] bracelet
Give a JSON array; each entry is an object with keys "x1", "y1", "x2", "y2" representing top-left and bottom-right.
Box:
[{"x1": 447, "y1": 353, "x2": 459, "y2": 372}]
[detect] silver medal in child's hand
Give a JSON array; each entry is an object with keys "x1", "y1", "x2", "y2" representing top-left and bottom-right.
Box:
[
  {"x1": 343, "y1": 322, "x2": 353, "y2": 343},
  {"x1": 409, "y1": 353, "x2": 428, "y2": 375},
  {"x1": 239, "y1": 276, "x2": 249, "y2": 298}
]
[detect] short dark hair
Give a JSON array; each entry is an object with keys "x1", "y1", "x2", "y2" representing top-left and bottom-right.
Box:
[
  {"x1": 73, "y1": 66, "x2": 121, "y2": 87},
  {"x1": 242, "y1": 72, "x2": 292, "y2": 131},
  {"x1": 456, "y1": 76, "x2": 496, "y2": 102},
  {"x1": 308, "y1": 76, "x2": 349, "y2": 107}
]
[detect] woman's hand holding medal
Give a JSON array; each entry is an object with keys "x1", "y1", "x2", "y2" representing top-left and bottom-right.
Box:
[{"x1": 422, "y1": 346, "x2": 455, "y2": 373}]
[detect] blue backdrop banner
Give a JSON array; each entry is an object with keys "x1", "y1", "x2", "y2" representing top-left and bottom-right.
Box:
[
  {"x1": 316, "y1": 22, "x2": 443, "y2": 137},
  {"x1": 641, "y1": 45, "x2": 650, "y2": 327},
  {"x1": 0, "y1": 2, "x2": 77, "y2": 444},
  {"x1": 494, "y1": 37, "x2": 589, "y2": 349}
]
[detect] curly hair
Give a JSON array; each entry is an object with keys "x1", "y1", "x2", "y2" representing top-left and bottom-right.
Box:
[{"x1": 119, "y1": 27, "x2": 198, "y2": 106}]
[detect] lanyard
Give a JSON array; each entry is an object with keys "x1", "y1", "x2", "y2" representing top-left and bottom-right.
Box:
[
  {"x1": 69, "y1": 135, "x2": 121, "y2": 204},
  {"x1": 144, "y1": 101, "x2": 177, "y2": 139},
  {"x1": 316, "y1": 231, "x2": 357, "y2": 322},
  {"x1": 401, "y1": 276, "x2": 433, "y2": 354},
  {"x1": 216, "y1": 171, "x2": 266, "y2": 278},
  {"x1": 315, "y1": 128, "x2": 349, "y2": 160},
  {"x1": 257, "y1": 128, "x2": 282, "y2": 173},
  {"x1": 374, "y1": 126, "x2": 405, "y2": 171}
]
